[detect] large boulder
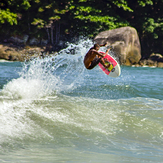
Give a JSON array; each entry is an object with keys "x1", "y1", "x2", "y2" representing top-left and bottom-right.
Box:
[{"x1": 94, "y1": 26, "x2": 141, "y2": 65}]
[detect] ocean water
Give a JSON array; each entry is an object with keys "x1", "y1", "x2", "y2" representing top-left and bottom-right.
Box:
[{"x1": 0, "y1": 39, "x2": 163, "y2": 163}]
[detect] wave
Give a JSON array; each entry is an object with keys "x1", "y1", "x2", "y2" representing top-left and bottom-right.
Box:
[
  {"x1": 0, "y1": 39, "x2": 92, "y2": 100},
  {"x1": 0, "y1": 38, "x2": 163, "y2": 158},
  {"x1": 0, "y1": 94, "x2": 163, "y2": 153}
]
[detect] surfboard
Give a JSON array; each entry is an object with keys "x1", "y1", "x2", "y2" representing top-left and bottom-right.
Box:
[{"x1": 98, "y1": 52, "x2": 121, "y2": 77}]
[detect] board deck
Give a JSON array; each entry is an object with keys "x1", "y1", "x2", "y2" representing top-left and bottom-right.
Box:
[{"x1": 98, "y1": 52, "x2": 121, "y2": 77}]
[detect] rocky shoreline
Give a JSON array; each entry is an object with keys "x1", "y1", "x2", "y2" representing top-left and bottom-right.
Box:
[
  {"x1": 0, "y1": 43, "x2": 51, "y2": 62},
  {"x1": 0, "y1": 43, "x2": 163, "y2": 68},
  {"x1": 126, "y1": 53, "x2": 163, "y2": 68},
  {"x1": 137, "y1": 54, "x2": 163, "y2": 68}
]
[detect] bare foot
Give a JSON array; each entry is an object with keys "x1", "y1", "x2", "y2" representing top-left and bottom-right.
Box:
[{"x1": 105, "y1": 64, "x2": 111, "y2": 69}]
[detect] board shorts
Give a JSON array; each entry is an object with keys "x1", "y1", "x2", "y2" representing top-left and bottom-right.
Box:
[{"x1": 87, "y1": 56, "x2": 102, "y2": 69}]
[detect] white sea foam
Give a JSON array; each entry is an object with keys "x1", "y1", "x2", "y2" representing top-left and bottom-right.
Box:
[
  {"x1": 1, "y1": 38, "x2": 93, "y2": 100},
  {"x1": 1, "y1": 39, "x2": 163, "y2": 162}
]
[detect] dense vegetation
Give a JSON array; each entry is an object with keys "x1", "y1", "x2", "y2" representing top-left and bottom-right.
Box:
[{"x1": 0, "y1": 0, "x2": 163, "y2": 57}]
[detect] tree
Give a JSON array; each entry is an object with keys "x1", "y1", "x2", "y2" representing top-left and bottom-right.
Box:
[
  {"x1": 0, "y1": 0, "x2": 31, "y2": 37},
  {"x1": 67, "y1": 0, "x2": 132, "y2": 37},
  {"x1": 31, "y1": 0, "x2": 70, "y2": 45},
  {"x1": 125, "y1": 0, "x2": 163, "y2": 56},
  {"x1": 1, "y1": 0, "x2": 163, "y2": 57}
]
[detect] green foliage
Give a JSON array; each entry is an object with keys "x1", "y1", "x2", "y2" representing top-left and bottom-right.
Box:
[
  {"x1": 21, "y1": 0, "x2": 31, "y2": 10},
  {"x1": 49, "y1": 16, "x2": 61, "y2": 21},
  {"x1": 0, "y1": 9, "x2": 17, "y2": 25},
  {"x1": 75, "y1": 15, "x2": 117, "y2": 29},
  {"x1": 1, "y1": 0, "x2": 163, "y2": 56},
  {"x1": 112, "y1": 0, "x2": 133, "y2": 12},
  {"x1": 31, "y1": 18, "x2": 45, "y2": 29},
  {"x1": 143, "y1": 18, "x2": 158, "y2": 33},
  {"x1": 138, "y1": 0, "x2": 153, "y2": 7},
  {"x1": 76, "y1": 6, "x2": 101, "y2": 14}
]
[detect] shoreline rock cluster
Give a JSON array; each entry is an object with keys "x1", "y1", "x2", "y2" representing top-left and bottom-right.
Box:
[
  {"x1": 124, "y1": 52, "x2": 163, "y2": 68},
  {"x1": 0, "y1": 43, "x2": 51, "y2": 62},
  {"x1": 137, "y1": 53, "x2": 163, "y2": 68}
]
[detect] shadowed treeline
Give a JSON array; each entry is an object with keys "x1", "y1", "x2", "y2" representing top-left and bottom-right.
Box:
[{"x1": 0, "y1": 0, "x2": 163, "y2": 58}]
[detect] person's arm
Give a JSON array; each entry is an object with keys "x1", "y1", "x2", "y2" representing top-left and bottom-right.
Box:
[
  {"x1": 99, "y1": 42, "x2": 108, "y2": 47},
  {"x1": 105, "y1": 48, "x2": 111, "y2": 54},
  {"x1": 91, "y1": 49, "x2": 106, "y2": 57}
]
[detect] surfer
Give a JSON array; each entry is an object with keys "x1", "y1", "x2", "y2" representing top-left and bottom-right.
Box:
[{"x1": 84, "y1": 43, "x2": 111, "y2": 69}]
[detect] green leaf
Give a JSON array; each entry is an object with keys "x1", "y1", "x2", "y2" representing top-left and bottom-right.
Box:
[
  {"x1": 138, "y1": 0, "x2": 153, "y2": 7},
  {"x1": 38, "y1": 7, "x2": 44, "y2": 12},
  {"x1": 21, "y1": 0, "x2": 31, "y2": 10},
  {"x1": 0, "y1": 9, "x2": 17, "y2": 25},
  {"x1": 79, "y1": 0, "x2": 88, "y2": 2},
  {"x1": 144, "y1": 18, "x2": 158, "y2": 33},
  {"x1": 112, "y1": 0, "x2": 133, "y2": 12},
  {"x1": 31, "y1": 18, "x2": 45, "y2": 28},
  {"x1": 45, "y1": 4, "x2": 53, "y2": 9},
  {"x1": 54, "y1": 9, "x2": 67, "y2": 14},
  {"x1": 49, "y1": 16, "x2": 61, "y2": 21},
  {"x1": 77, "y1": 6, "x2": 101, "y2": 14}
]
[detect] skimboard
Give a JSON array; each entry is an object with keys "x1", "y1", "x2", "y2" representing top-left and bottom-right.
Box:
[{"x1": 98, "y1": 52, "x2": 121, "y2": 77}]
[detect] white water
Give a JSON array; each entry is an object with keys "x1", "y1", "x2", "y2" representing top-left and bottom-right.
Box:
[{"x1": 0, "y1": 39, "x2": 163, "y2": 162}]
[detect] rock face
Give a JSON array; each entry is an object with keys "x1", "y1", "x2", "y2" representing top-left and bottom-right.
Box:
[
  {"x1": 0, "y1": 44, "x2": 44, "y2": 61},
  {"x1": 139, "y1": 53, "x2": 163, "y2": 67},
  {"x1": 94, "y1": 26, "x2": 141, "y2": 65}
]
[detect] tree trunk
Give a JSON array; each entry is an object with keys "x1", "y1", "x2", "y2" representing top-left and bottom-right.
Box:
[
  {"x1": 51, "y1": 25, "x2": 54, "y2": 45},
  {"x1": 46, "y1": 28, "x2": 50, "y2": 43},
  {"x1": 55, "y1": 22, "x2": 60, "y2": 44}
]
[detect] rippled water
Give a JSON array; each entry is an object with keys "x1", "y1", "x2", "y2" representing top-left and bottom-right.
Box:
[{"x1": 0, "y1": 39, "x2": 163, "y2": 162}]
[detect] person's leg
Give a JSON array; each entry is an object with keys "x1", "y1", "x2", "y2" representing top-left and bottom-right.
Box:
[
  {"x1": 87, "y1": 57, "x2": 102, "y2": 69},
  {"x1": 100, "y1": 58, "x2": 111, "y2": 69}
]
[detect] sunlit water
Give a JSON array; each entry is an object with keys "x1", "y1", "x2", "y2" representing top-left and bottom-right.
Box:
[{"x1": 0, "y1": 39, "x2": 163, "y2": 162}]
